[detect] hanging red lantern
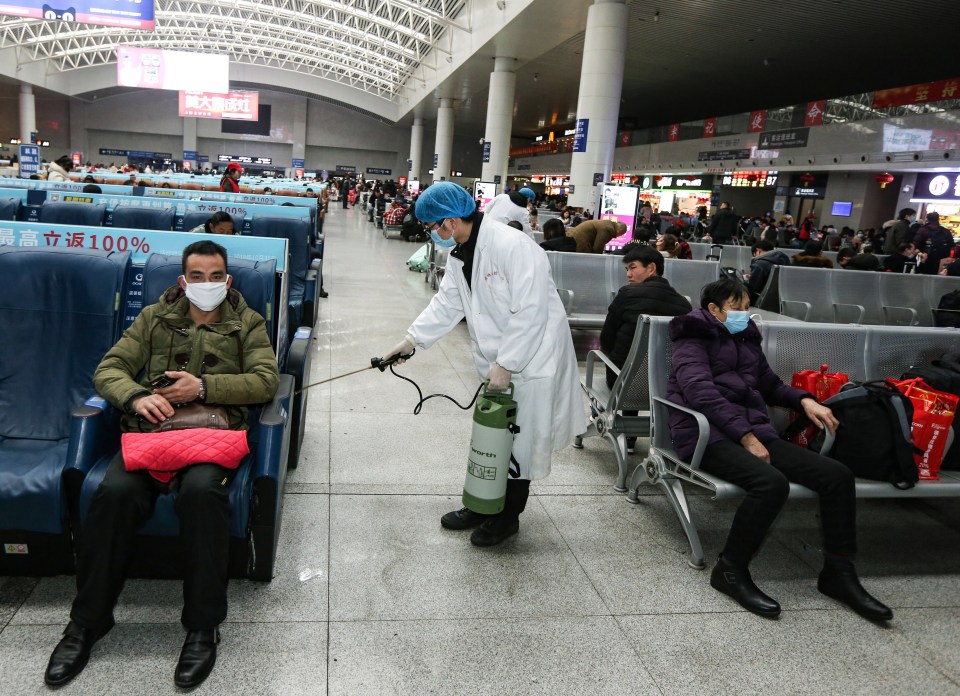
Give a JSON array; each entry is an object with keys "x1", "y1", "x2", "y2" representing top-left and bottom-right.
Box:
[
  {"x1": 746, "y1": 173, "x2": 758, "y2": 182},
  {"x1": 653, "y1": 176, "x2": 663, "y2": 184},
  {"x1": 876, "y1": 172, "x2": 895, "y2": 189},
  {"x1": 799, "y1": 172, "x2": 815, "y2": 185}
]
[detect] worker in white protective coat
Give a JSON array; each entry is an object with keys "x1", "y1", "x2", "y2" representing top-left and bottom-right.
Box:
[
  {"x1": 483, "y1": 188, "x2": 536, "y2": 240},
  {"x1": 384, "y1": 182, "x2": 585, "y2": 547}
]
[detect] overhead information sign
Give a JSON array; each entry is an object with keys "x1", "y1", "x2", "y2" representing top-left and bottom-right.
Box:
[
  {"x1": 0, "y1": 1, "x2": 155, "y2": 29},
  {"x1": 117, "y1": 46, "x2": 229, "y2": 93}
]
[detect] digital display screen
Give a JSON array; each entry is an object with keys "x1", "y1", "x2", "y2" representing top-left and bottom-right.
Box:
[
  {"x1": 117, "y1": 45, "x2": 229, "y2": 93},
  {"x1": 0, "y1": 1, "x2": 155, "y2": 29},
  {"x1": 599, "y1": 184, "x2": 639, "y2": 236},
  {"x1": 831, "y1": 201, "x2": 853, "y2": 217},
  {"x1": 180, "y1": 91, "x2": 259, "y2": 121},
  {"x1": 721, "y1": 171, "x2": 779, "y2": 188},
  {"x1": 473, "y1": 181, "x2": 498, "y2": 211}
]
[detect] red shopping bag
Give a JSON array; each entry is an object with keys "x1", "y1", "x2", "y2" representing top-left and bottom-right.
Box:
[
  {"x1": 789, "y1": 364, "x2": 849, "y2": 447},
  {"x1": 890, "y1": 377, "x2": 958, "y2": 480}
]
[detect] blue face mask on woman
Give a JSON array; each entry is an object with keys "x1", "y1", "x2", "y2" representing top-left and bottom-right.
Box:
[{"x1": 723, "y1": 310, "x2": 751, "y2": 334}]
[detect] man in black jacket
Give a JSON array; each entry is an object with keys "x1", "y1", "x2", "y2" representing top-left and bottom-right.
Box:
[
  {"x1": 748, "y1": 240, "x2": 792, "y2": 304},
  {"x1": 600, "y1": 246, "x2": 691, "y2": 389},
  {"x1": 914, "y1": 212, "x2": 956, "y2": 274},
  {"x1": 708, "y1": 201, "x2": 739, "y2": 244},
  {"x1": 539, "y1": 218, "x2": 577, "y2": 252}
]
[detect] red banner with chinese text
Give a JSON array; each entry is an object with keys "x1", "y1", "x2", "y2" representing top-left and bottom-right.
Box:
[
  {"x1": 748, "y1": 110, "x2": 766, "y2": 133},
  {"x1": 668, "y1": 124, "x2": 680, "y2": 142},
  {"x1": 179, "y1": 91, "x2": 259, "y2": 120},
  {"x1": 702, "y1": 118, "x2": 717, "y2": 138},
  {"x1": 872, "y1": 79, "x2": 960, "y2": 109},
  {"x1": 804, "y1": 100, "x2": 826, "y2": 126}
]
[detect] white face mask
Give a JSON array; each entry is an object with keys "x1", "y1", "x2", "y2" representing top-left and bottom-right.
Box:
[{"x1": 181, "y1": 276, "x2": 230, "y2": 311}]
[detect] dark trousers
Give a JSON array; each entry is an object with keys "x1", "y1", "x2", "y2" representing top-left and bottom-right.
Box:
[
  {"x1": 71, "y1": 453, "x2": 234, "y2": 632},
  {"x1": 700, "y1": 439, "x2": 857, "y2": 566},
  {"x1": 494, "y1": 478, "x2": 530, "y2": 523}
]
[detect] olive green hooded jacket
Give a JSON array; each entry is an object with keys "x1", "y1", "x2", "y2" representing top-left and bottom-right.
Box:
[{"x1": 93, "y1": 285, "x2": 280, "y2": 432}]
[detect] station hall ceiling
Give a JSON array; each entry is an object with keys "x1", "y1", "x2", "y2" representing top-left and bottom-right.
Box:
[{"x1": 0, "y1": 0, "x2": 957, "y2": 141}]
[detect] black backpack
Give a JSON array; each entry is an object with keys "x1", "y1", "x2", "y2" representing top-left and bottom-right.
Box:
[
  {"x1": 934, "y1": 290, "x2": 960, "y2": 328},
  {"x1": 785, "y1": 381, "x2": 920, "y2": 488}
]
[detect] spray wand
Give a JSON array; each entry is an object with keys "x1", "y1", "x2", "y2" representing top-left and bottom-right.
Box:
[{"x1": 295, "y1": 348, "x2": 484, "y2": 414}]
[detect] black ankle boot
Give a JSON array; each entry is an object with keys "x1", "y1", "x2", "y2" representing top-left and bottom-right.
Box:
[
  {"x1": 818, "y1": 562, "x2": 893, "y2": 621},
  {"x1": 710, "y1": 556, "x2": 781, "y2": 617}
]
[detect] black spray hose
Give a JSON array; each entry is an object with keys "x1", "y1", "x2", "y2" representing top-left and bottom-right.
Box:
[{"x1": 371, "y1": 349, "x2": 483, "y2": 415}]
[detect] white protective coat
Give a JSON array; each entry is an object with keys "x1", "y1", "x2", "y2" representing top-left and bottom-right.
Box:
[
  {"x1": 483, "y1": 193, "x2": 535, "y2": 240},
  {"x1": 407, "y1": 216, "x2": 585, "y2": 480}
]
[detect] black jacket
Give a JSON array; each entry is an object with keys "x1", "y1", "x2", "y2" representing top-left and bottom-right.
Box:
[
  {"x1": 540, "y1": 236, "x2": 577, "y2": 252},
  {"x1": 600, "y1": 276, "x2": 692, "y2": 385},
  {"x1": 748, "y1": 250, "x2": 792, "y2": 303},
  {"x1": 845, "y1": 253, "x2": 881, "y2": 271},
  {"x1": 914, "y1": 223, "x2": 956, "y2": 274},
  {"x1": 708, "y1": 208, "x2": 739, "y2": 242}
]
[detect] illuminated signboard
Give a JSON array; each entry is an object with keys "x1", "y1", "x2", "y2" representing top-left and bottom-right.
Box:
[
  {"x1": 117, "y1": 45, "x2": 229, "y2": 93},
  {"x1": 217, "y1": 155, "x2": 273, "y2": 165},
  {"x1": 179, "y1": 91, "x2": 259, "y2": 120},
  {"x1": 0, "y1": 1, "x2": 155, "y2": 29}
]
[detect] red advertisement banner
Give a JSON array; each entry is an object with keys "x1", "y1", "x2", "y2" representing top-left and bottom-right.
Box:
[
  {"x1": 702, "y1": 118, "x2": 717, "y2": 138},
  {"x1": 873, "y1": 79, "x2": 960, "y2": 109},
  {"x1": 668, "y1": 123, "x2": 680, "y2": 142},
  {"x1": 179, "y1": 91, "x2": 259, "y2": 121},
  {"x1": 748, "y1": 110, "x2": 766, "y2": 133}
]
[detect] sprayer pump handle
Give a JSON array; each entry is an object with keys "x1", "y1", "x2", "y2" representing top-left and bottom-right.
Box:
[{"x1": 371, "y1": 351, "x2": 415, "y2": 372}]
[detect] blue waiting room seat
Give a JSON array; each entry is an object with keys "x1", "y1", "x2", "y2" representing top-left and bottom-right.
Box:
[{"x1": 0, "y1": 246, "x2": 130, "y2": 575}]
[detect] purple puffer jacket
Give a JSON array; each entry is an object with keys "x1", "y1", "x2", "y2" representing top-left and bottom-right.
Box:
[{"x1": 665, "y1": 309, "x2": 812, "y2": 460}]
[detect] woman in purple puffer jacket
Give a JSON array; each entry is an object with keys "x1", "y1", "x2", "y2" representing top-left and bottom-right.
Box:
[{"x1": 666, "y1": 277, "x2": 892, "y2": 622}]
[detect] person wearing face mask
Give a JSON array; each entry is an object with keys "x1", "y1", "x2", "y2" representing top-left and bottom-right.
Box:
[
  {"x1": 666, "y1": 278, "x2": 891, "y2": 622},
  {"x1": 382, "y1": 182, "x2": 585, "y2": 547},
  {"x1": 883, "y1": 208, "x2": 916, "y2": 254},
  {"x1": 44, "y1": 240, "x2": 279, "y2": 689}
]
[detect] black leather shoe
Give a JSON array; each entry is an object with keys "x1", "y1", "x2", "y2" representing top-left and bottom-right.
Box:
[
  {"x1": 470, "y1": 517, "x2": 520, "y2": 547},
  {"x1": 440, "y1": 507, "x2": 487, "y2": 530},
  {"x1": 818, "y1": 563, "x2": 893, "y2": 621},
  {"x1": 174, "y1": 628, "x2": 220, "y2": 689},
  {"x1": 710, "y1": 556, "x2": 781, "y2": 617},
  {"x1": 44, "y1": 621, "x2": 110, "y2": 687}
]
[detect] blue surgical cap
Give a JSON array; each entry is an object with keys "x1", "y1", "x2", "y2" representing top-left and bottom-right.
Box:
[
  {"x1": 415, "y1": 182, "x2": 476, "y2": 222},
  {"x1": 518, "y1": 187, "x2": 536, "y2": 201}
]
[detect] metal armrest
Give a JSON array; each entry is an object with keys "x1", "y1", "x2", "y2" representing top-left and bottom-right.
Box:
[
  {"x1": 780, "y1": 299, "x2": 812, "y2": 321},
  {"x1": 584, "y1": 349, "x2": 619, "y2": 410},
  {"x1": 833, "y1": 302, "x2": 865, "y2": 324},
  {"x1": 653, "y1": 396, "x2": 711, "y2": 471},
  {"x1": 881, "y1": 305, "x2": 918, "y2": 326}
]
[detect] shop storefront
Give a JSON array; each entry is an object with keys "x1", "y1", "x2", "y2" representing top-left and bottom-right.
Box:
[
  {"x1": 912, "y1": 172, "x2": 960, "y2": 234},
  {"x1": 628, "y1": 174, "x2": 714, "y2": 216}
]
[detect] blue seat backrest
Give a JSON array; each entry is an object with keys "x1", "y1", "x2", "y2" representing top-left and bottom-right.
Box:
[
  {"x1": 250, "y1": 216, "x2": 310, "y2": 284},
  {"x1": 39, "y1": 201, "x2": 107, "y2": 227},
  {"x1": 0, "y1": 247, "x2": 130, "y2": 439},
  {"x1": 181, "y1": 211, "x2": 246, "y2": 233},
  {"x1": 112, "y1": 204, "x2": 175, "y2": 231},
  {"x1": 0, "y1": 196, "x2": 19, "y2": 221},
  {"x1": 141, "y1": 254, "x2": 278, "y2": 350}
]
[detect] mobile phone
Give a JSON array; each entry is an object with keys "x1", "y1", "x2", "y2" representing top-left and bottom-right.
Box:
[{"x1": 149, "y1": 375, "x2": 177, "y2": 389}]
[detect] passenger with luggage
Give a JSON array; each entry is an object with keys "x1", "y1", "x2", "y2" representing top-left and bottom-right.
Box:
[
  {"x1": 382, "y1": 182, "x2": 584, "y2": 547},
  {"x1": 884, "y1": 242, "x2": 922, "y2": 273},
  {"x1": 44, "y1": 240, "x2": 280, "y2": 689},
  {"x1": 913, "y1": 212, "x2": 956, "y2": 274},
  {"x1": 882, "y1": 209, "x2": 917, "y2": 254},
  {"x1": 666, "y1": 277, "x2": 892, "y2": 621},
  {"x1": 707, "y1": 201, "x2": 739, "y2": 244}
]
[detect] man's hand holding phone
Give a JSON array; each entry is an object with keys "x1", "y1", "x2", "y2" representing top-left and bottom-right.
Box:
[{"x1": 151, "y1": 371, "x2": 203, "y2": 406}]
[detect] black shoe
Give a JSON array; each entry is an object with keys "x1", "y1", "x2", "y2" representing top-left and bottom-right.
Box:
[
  {"x1": 174, "y1": 628, "x2": 220, "y2": 689},
  {"x1": 626, "y1": 437, "x2": 637, "y2": 455},
  {"x1": 470, "y1": 517, "x2": 520, "y2": 547},
  {"x1": 710, "y1": 556, "x2": 781, "y2": 617},
  {"x1": 440, "y1": 507, "x2": 487, "y2": 530},
  {"x1": 44, "y1": 620, "x2": 110, "y2": 687},
  {"x1": 318, "y1": 289, "x2": 328, "y2": 299},
  {"x1": 818, "y1": 563, "x2": 893, "y2": 621}
]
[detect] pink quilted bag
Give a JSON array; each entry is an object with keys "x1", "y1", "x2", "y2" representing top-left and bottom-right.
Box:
[{"x1": 122, "y1": 428, "x2": 249, "y2": 482}]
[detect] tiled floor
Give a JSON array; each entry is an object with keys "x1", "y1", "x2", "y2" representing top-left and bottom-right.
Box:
[{"x1": 3, "y1": 204, "x2": 960, "y2": 694}]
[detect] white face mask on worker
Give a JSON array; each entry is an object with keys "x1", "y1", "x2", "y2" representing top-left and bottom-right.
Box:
[{"x1": 181, "y1": 276, "x2": 230, "y2": 311}]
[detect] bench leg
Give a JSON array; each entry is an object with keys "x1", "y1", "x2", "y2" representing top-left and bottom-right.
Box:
[
  {"x1": 603, "y1": 431, "x2": 629, "y2": 492},
  {"x1": 658, "y1": 476, "x2": 706, "y2": 570}
]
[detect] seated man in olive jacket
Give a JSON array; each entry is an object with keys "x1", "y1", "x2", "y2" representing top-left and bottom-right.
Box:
[
  {"x1": 601, "y1": 245, "x2": 692, "y2": 388},
  {"x1": 44, "y1": 240, "x2": 280, "y2": 690}
]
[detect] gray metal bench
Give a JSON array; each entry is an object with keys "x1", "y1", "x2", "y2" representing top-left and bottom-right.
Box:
[
  {"x1": 575, "y1": 319, "x2": 652, "y2": 491},
  {"x1": 545, "y1": 251, "x2": 617, "y2": 329},
  {"x1": 626, "y1": 316, "x2": 960, "y2": 569}
]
